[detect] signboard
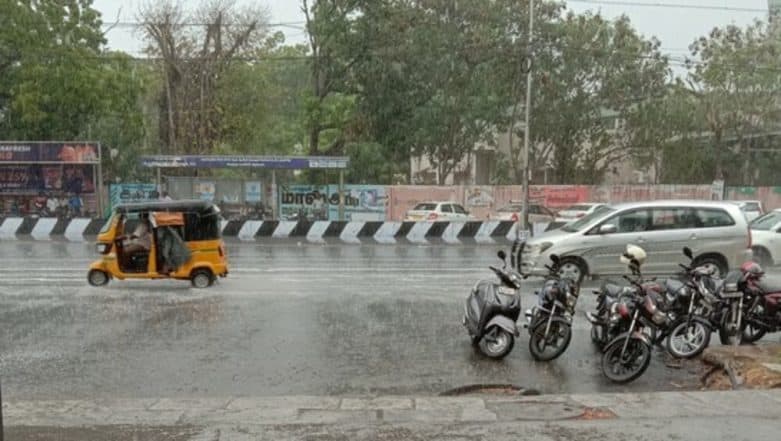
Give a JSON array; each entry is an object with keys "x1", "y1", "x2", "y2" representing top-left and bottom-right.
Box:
[
  {"x1": 140, "y1": 155, "x2": 349, "y2": 169},
  {"x1": 278, "y1": 184, "x2": 386, "y2": 221},
  {"x1": 109, "y1": 183, "x2": 159, "y2": 210},
  {"x1": 330, "y1": 185, "x2": 387, "y2": 221},
  {"x1": 195, "y1": 181, "x2": 216, "y2": 201},
  {"x1": 245, "y1": 181, "x2": 262, "y2": 203},
  {"x1": 0, "y1": 164, "x2": 95, "y2": 193},
  {"x1": 278, "y1": 185, "x2": 330, "y2": 220},
  {"x1": 0, "y1": 142, "x2": 99, "y2": 163}
]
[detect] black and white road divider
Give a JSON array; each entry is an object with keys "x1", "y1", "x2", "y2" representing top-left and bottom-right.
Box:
[{"x1": 0, "y1": 217, "x2": 552, "y2": 244}]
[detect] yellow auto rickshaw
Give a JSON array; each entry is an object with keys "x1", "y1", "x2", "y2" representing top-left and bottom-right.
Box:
[{"x1": 87, "y1": 200, "x2": 228, "y2": 288}]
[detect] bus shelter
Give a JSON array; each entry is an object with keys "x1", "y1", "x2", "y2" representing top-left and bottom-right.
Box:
[{"x1": 139, "y1": 155, "x2": 350, "y2": 220}]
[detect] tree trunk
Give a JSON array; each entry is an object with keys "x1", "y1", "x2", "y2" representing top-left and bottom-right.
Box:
[{"x1": 164, "y1": 68, "x2": 175, "y2": 153}]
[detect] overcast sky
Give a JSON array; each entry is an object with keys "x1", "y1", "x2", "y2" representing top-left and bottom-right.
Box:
[{"x1": 94, "y1": 0, "x2": 770, "y2": 58}]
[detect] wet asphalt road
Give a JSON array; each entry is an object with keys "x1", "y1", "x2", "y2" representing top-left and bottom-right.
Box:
[{"x1": 0, "y1": 241, "x2": 709, "y2": 401}]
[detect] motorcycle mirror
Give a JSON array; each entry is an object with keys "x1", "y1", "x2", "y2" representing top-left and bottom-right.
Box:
[
  {"x1": 497, "y1": 250, "x2": 507, "y2": 261},
  {"x1": 549, "y1": 254, "x2": 560, "y2": 264},
  {"x1": 683, "y1": 247, "x2": 693, "y2": 260}
]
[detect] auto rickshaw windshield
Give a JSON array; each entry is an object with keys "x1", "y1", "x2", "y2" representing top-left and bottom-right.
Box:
[{"x1": 100, "y1": 212, "x2": 117, "y2": 234}]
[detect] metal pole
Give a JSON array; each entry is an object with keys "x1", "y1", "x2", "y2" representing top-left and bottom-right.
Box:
[
  {"x1": 1, "y1": 376, "x2": 4, "y2": 441},
  {"x1": 96, "y1": 143, "x2": 103, "y2": 218},
  {"x1": 522, "y1": 0, "x2": 534, "y2": 236},
  {"x1": 338, "y1": 169, "x2": 345, "y2": 221},
  {"x1": 271, "y1": 170, "x2": 277, "y2": 220}
]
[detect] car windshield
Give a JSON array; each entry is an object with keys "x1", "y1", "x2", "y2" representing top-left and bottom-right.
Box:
[
  {"x1": 498, "y1": 205, "x2": 523, "y2": 212},
  {"x1": 561, "y1": 206, "x2": 616, "y2": 232},
  {"x1": 413, "y1": 203, "x2": 437, "y2": 211},
  {"x1": 750, "y1": 211, "x2": 781, "y2": 230}
]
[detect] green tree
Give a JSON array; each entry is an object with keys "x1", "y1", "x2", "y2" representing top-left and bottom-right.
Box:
[
  {"x1": 218, "y1": 35, "x2": 310, "y2": 155},
  {"x1": 0, "y1": 0, "x2": 107, "y2": 139},
  {"x1": 528, "y1": 12, "x2": 670, "y2": 184},
  {"x1": 687, "y1": 20, "x2": 781, "y2": 185}
]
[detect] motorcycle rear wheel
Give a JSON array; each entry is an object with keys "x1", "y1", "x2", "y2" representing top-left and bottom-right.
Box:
[{"x1": 601, "y1": 337, "x2": 652, "y2": 384}]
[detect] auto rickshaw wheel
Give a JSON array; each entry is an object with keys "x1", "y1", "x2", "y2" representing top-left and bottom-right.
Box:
[
  {"x1": 87, "y1": 269, "x2": 110, "y2": 287},
  {"x1": 191, "y1": 269, "x2": 214, "y2": 288}
]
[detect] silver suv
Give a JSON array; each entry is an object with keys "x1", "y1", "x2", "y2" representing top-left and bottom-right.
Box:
[{"x1": 520, "y1": 200, "x2": 751, "y2": 282}]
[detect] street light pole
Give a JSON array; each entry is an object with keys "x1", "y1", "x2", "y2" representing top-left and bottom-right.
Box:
[
  {"x1": 1, "y1": 376, "x2": 4, "y2": 441},
  {"x1": 522, "y1": 0, "x2": 534, "y2": 236}
]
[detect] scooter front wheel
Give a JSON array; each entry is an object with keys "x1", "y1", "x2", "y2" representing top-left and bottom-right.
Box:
[{"x1": 478, "y1": 327, "x2": 515, "y2": 360}]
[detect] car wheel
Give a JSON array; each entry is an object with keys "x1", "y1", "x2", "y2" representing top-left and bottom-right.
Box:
[
  {"x1": 692, "y1": 256, "x2": 727, "y2": 279},
  {"x1": 558, "y1": 257, "x2": 586, "y2": 283},
  {"x1": 752, "y1": 247, "x2": 773, "y2": 268}
]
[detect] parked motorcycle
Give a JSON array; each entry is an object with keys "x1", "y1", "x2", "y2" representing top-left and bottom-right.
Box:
[
  {"x1": 663, "y1": 247, "x2": 719, "y2": 358},
  {"x1": 600, "y1": 246, "x2": 672, "y2": 383},
  {"x1": 463, "y1": 248, "x2": 524, "y2": 359},
  {"x1": 712, "y1": 267, "x2": 752, "y2": 346},
  {"x1": 525, "y1": 254, "x2": 580, "y2": 361},
  {"x1": 586, "y1": 280, "x2": 634, "y2": 349},
  {"x1": 735, "y1": 261, "x2": 781, "y2": 343}
]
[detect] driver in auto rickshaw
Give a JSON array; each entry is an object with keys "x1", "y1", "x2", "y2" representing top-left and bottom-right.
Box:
[{"x1": 123, "y1": 212, "x2": 153, "y2": 256}]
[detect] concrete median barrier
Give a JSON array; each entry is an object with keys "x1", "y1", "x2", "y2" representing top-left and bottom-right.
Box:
[{"x1": 0, "y1": 216, "x2": 554, "y2": 244}]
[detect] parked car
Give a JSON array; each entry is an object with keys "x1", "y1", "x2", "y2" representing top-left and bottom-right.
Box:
[
  {"x1": 520, "y1": 200, "x2": 751, "y2": 282},
  {"x1": 404, "y1": 201, "x2": 472, "y2": 221},
  {"x1": 749, "y1": 209, "x2": 781, "y2": 266},
  {"x1": 490, "y1": 202, "x2": 556, "y2": 224},
  {"x1": 554, "y1": 202, "x2": 606, "y2": 224},
  {"x1": 727, "y1": 200, "x2": 764, "y2": 222}
]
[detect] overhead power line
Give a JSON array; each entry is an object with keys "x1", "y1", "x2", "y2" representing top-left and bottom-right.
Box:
[
  {"x1": 102, "y1": 21, "x2": 307, "y2": 29},
  {"x1": 567, "y1": 0, "x2": 768, "y2": 13}
]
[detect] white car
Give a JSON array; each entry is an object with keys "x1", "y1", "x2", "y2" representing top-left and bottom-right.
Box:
[
  {"x1": 405, "y1": 202, "x2": 472, "y2": 221},
  {"x1": 491, "y1": 203, "x2": 556, "y2": 224},
  {"x1": 749, "y1": 209, "x2": 781, "y2": 266},
  {"x1": 727, "y1": 200, "x2": 764, "y2": 222},
  {"x1": 554, "y1": 203, "x2": 606, "y2": 224}
]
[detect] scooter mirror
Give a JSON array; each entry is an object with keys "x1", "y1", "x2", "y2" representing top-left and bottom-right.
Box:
[
  {"x1": 497, "y1": 250, "x2": 507, "y2": 261},
  {"x1": 683, "y1": 247, "x2": 693, "y2": 260}
]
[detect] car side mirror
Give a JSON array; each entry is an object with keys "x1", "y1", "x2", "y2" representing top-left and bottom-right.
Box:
[
  {"x1": 599, "y1": 224, "x2": 617, "y2": 234},
  {"x1": 683, "y1": 247, "x2": 693, "y2": 260},
  {"x1": 497, "y1": 250, "x2": 507, "y2": 261}
]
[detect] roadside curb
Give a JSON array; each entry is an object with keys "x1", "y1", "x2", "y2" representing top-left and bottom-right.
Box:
[
  {"x1": 3, "y1": 390, "x2": 780, "y2": 428},
  {"x1": 0, "y1": 217, "x2": 547, "y2": 244}
]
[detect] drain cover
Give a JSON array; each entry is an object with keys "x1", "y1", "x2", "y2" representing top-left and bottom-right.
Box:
[{"x1": 440, "y1": 384, "x2": 540, "y2": 396}]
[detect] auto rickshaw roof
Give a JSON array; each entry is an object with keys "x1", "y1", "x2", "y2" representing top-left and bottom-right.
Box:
[{"x1": 114, "y1": 199, "x2": 218, "y2": 215}]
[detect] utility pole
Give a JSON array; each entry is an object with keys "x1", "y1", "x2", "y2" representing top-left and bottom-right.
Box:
[
  {"x1": 1, "y1": 376, "x2": 4, "y2": 441},
  {"x1": 522, "y1": 0, "x2": 534, "y2": 236}
]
